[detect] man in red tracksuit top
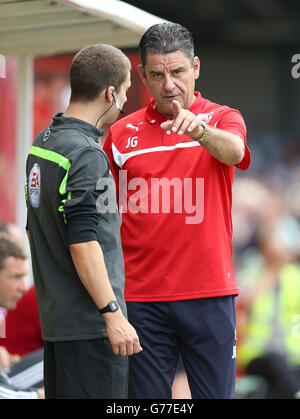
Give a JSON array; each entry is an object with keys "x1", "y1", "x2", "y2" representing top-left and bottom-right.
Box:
[{"x1": 104, "y1": 22, "x2": 251, "y2": 399}]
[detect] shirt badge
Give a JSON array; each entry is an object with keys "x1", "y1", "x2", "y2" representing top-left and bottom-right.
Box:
[
  {"x1": 28, "y1": 163, "x2": 41, "y2": 208},
  {"x1": 196, "y1": 112, "x2": 214, "y2": 124}
]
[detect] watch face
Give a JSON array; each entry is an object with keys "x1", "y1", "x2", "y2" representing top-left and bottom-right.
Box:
[
  {"x1": 100, "y1": 300, "x2": 119, "y2": 314},
  {"x1": 110, "y1": 301, "x2": 119, "y2": 311}
]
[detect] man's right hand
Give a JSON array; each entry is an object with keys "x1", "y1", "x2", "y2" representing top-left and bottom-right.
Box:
[{"x1": 103, "y1": 310, "x2": 143, "y2": 356}]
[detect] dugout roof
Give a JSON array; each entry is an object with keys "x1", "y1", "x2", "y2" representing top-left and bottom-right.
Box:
[
  {"x1": 0, "y1": 0, "x2": 168, "y2": 55},
  {"x1": 0, "y1": 0, "x2": 167, "y2": 235}
]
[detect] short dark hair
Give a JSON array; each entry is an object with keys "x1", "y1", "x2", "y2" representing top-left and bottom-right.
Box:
[
  {"x1": 139, "y1": 23, "x2": 194, "y2": 68},
  {"x1": 0, "y1": 233, "x2": 27, "y2": 270},
  {"x1": 70, "y1": 43, "x2": 131, "y2": 103}
]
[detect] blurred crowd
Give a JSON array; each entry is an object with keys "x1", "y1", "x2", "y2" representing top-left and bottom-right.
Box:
[{"x1": 232, "y1": 125, "x2": 300, "y2": 398}]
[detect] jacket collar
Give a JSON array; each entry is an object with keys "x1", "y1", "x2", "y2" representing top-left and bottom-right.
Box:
[{"x1": 51, "y1": 113, "x2": 103, "y2": 142}]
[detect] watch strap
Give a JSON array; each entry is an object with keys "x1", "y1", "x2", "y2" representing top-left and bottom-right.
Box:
[
  {"x1": 99, "y1": 300, "x2": 119, "y2": 314},
  {"x1": 197, "y1": 121, "x2": 210, "y2": 143}
]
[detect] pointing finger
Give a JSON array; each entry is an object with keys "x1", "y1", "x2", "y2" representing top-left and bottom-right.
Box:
[{"x1": 171, "y1": 100, "x2": 181, "y2": 116}]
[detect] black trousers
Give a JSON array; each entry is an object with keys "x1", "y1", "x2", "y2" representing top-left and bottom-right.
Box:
[
  {"x1": 127, "y1": 296, "x2": 237, "y2": 399},
  {"x1": 44, "y1": 338, "x2": 128, "y2": 399}
]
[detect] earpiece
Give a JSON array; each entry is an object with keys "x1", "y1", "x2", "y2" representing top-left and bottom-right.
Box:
[{"x1": 112, "y1": 91, "x2": 125, "y2": 114}]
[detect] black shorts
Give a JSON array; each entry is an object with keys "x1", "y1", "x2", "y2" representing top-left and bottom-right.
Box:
[{"x1": 44, "y1": 338, "x2": 128, "y2": 399}]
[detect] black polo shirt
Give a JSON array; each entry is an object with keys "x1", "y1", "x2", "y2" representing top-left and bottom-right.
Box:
[{"x1": 26, "y1": 113, "x2": 126, "y2": 341}]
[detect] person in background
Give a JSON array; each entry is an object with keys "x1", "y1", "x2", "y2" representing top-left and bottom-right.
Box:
[
  {"x1": 2, "y1": 286, "x2": 43, "y2": 357},
  {"x1": 237, "y1": 227, "x2": 300, "y2": 399},
  {"x1": 0, "y1": 232, "x2": 44, "y2": 398},
  {"x1": 0, "y1": 222, "x2": 25, "y2": 245},
  {"x1": 0, "y1": 222, "x2": 43, "y2": 357}
]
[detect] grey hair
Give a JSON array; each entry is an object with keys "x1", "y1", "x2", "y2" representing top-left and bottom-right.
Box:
[{"x1": 139, "y1": 23, "x2": 195, "y2": 67}]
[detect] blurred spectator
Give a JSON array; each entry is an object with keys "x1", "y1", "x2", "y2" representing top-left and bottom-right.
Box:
[
  {"x1": 0, "y1": 222, "x2": 43, "y2": 356},
  {"x1": 232, "y1": 173, "x2": 300, "y2": 265},
  {"x1": 0, "y1": 232, "x2": 43, "y2": 398},
  {"x1": 0, "y1": 222, "x2": 25, "y2": 245},
  {"x1": 236, "y1": 226, "x2": 300, "y2": 399},
  {"x1": 2, "y1": 286, "x2": 43, "y2": 357},
  {"x1": 0, "y1": 232, "x2": 28, "y2": 312}
]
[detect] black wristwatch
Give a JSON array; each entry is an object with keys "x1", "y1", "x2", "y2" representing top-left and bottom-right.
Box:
[{"x1": 99, "y1": 300, "x2": 120, "y2": 314}]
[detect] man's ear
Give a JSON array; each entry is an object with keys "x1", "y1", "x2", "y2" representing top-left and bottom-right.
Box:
[
  {"x1": 105, "y1": 85, "x2": 115, "y2": 103},
  {"x1": 137, "y1": 64, "x2": 148, "y2": 86},
  {"x1": 193, "y1": 56, "x2": 200, "y2": 81}
]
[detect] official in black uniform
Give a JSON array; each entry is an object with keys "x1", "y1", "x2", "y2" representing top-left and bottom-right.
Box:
[{"x1": 26, "y1": 44, "x2": 142, "y2": 399}]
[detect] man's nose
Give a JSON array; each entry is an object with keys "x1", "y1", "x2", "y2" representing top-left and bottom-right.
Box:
[{"x1": 163, "y1": 74, "x2": 176, "y2": 92}]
